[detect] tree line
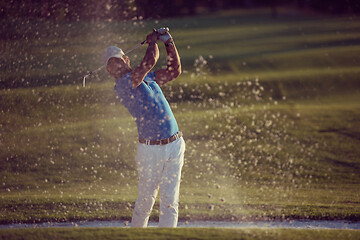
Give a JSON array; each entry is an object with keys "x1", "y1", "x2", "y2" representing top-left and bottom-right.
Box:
[{"x1": 1, "y1": 0, "x2": 359, "y2": 20}]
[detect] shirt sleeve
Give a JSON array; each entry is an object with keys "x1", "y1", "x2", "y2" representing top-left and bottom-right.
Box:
[{"x1": 146, "y1": 71, "x2": 156, "y2": 82}]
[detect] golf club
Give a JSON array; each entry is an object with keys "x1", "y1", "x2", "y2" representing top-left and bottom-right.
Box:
[{"x1": 82, "y1": 40, "x2": 146, "y2": 87}]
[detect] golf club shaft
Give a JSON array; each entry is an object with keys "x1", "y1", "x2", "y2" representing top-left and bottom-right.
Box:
[
  {"x1": 124, "y1": 40, "x2": 146, "y2": 55},
  {"x1": 82, "y1": 40, "x2": 146, "y2": 87}
]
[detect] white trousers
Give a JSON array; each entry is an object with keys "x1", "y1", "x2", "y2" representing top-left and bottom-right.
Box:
[{"x1": 131, "y1": 137, "x2": 185, "y2": 227}]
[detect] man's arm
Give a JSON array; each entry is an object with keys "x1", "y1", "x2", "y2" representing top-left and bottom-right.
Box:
[
  {"x1": 155, "y1": 33, "x2": 181, "y2": 86},
  {"x1": 131, "y1": 32, "x2": 159, "y2": 89}
]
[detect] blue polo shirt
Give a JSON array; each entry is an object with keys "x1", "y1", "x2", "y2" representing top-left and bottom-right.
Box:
[{"x1": 114, "y1": 71, "x2": 179, "y2": 140}]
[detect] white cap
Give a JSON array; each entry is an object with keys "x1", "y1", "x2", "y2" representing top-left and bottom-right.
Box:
[{"x1": 102, "y1": 46, "x2": 125, "y2": 66}]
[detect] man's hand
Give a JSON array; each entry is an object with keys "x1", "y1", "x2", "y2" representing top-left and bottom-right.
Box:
[
  {"x1": 146, "y1": 30, "x2": 158, "y2": 44},
  {"x1": 157, "y1": 27, "x2": 172, "y2": 44}
]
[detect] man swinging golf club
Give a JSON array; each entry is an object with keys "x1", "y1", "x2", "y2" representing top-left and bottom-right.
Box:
[{"x1": 103, "y1": 28, "x2": 185, "y2": 228}]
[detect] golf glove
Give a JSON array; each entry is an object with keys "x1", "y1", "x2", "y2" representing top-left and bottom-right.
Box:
[{"x1": 157, "y1": 27, "x2": 172, "y2": 43}]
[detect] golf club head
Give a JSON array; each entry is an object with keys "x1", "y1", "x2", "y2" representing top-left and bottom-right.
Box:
[
  {"x1": 82, "y1": 75, "x2": 87, "y2": 87},
  {"x1": 81, "y1": 65, "x2": 105, "y2": 87}
]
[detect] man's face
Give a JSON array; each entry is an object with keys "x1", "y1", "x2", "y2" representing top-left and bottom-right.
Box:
[{"x1": 106, "y1": 56, "x2": 131, "y2": 77}]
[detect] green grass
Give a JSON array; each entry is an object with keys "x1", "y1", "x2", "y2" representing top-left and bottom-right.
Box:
[
  {"x1": 1, "y1": 8, "x2": 360, "y2": 88},
  {"x1": 1, "y1": 8, "x2": 360, "y2": 225},
  {"x1": 0, "y1": 228, "x2": 359, "y2": 240}
]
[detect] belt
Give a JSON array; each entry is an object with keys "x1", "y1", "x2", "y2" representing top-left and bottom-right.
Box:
[{"x1": 139, "y1": 131, "x2": 182, "y2": 145}]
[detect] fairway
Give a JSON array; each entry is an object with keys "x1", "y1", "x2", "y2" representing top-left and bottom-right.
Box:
[{"x1": 1, "y1": 8, "x2": 360, "y2": 227}]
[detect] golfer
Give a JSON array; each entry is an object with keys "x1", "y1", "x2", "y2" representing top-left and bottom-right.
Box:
[{"x1": 103, "y1": 28, "x2": 185, "y2": 228}]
